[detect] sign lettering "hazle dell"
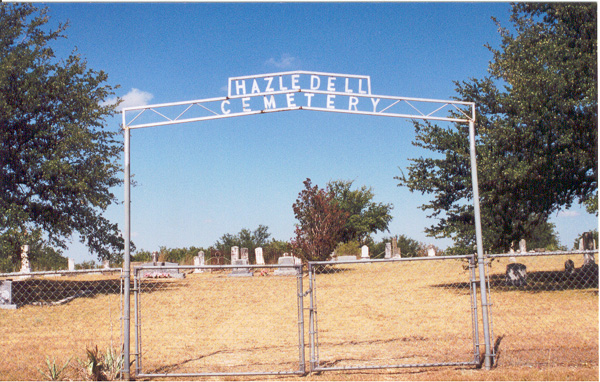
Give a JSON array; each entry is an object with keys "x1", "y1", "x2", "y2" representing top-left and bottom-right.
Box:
[{"x1": 221, "y1": 71, "x2": 383, "y2": 115}]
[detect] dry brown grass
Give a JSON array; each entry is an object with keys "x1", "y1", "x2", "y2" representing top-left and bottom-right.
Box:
[{"x1": 0, "y1": 257, "x2": 597, "y2": 381}]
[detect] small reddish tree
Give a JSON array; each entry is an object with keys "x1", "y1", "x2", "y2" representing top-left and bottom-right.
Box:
[{"x1": 291, "y1": 179, "x2": 349, "y2": 262}]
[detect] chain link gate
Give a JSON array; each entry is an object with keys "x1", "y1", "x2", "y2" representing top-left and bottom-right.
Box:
[
  {"x1": 132, "y1": 263, "x2": 306, "y2": 378},
  {"x1": 307, "y1": 255, "x2": 482, "y2": 372}
]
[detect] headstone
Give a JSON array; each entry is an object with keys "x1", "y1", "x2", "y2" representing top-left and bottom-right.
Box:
[
  {"x1": 506, "y1": 263, "x2": 527, "y2": 287},
  {"x1": 565, "y1": 259, "x2": 575, "y2": 276},
  {"x1": 228, "y1": 258, "x2": 253, "y2": 277},
  {"x1": 580, "y1": 232, "x2": 598, "y2": 283},
  {"x1": 231, "y1": 246, "x2": 240, "y2": 263},
  {"x1": 581, "y1": 232, "x2": 596, "y2": 265},
  {"x1": 0, "y1": 280, "x2": 17, "y2": 310},
  {"x1": 509, "y1": 248, "x2": 517, "y2": 263},
  {"x1": 139, "y1": 262, "x2": 185, "y2": 279},
  {"x1": 241, "y1": 247, "x2": 249, "y2": 261},
  {"x1": 193, "y1": 251, "x2": 204, "y2": 273},
  {"x1": 361, "y1": 245, "x2": 369, "y2": 259},
  {"x1": 427, "y1": 245, "x2": 436, "y2": 257},
  {"x1": 391, "y1": 238, "x2": 399, "y2": 258},
  {"x1": 68, "y1": 258, "x2": 75, "y2": 271},
  {"x1": 519, "y1": 239, "x2": 527, "y2": 254},
  {"x1": 102, "y1": 260, "x2": 110, "y2": 269},
  {"x1": 255, "y1": 247, "x2": 265, "y2": 265},
  {"x1": 152, "y1": 251, "x2": 159, "y2": 264},
  {"x1": 385, "y1": 242, "x2": 392, "y2": 259},
  {"x1": 20, "y1": 245, "x2": 31, "y2": 274},
  {"x1": 274, "y1": 256, "x2": 297, "y2": 276},
  {"x1": 293, "y1": 256, "x2": 302, "y2": 265}
]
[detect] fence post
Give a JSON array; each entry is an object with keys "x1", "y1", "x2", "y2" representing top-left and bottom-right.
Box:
[
  {"x1": 308, "y1": 263, "x2": 317, "y2": 372},
  {"x1": 468, "y1": 118, "x2": 493, "y2": 369},
  {"x1": 296, "y1": 264, "x2": 306, "y2": 374}
]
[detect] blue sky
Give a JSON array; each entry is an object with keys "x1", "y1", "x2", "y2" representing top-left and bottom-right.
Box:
[{"x1": 38, "y1": 2, "x2": 597, "y2": 262}]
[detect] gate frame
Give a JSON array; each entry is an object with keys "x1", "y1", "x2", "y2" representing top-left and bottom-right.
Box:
[
  {"x1": 307, "y1": 255, "x2": 482, "y2": 372},
  {"x1": 132, "y1": 263, "x2": 306, "y2": 378},
  {"x1": 120, "y1": 71, "x2": 493, "y2": 379}
]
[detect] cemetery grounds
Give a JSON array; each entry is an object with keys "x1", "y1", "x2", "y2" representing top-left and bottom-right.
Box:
[{"x1": 0, "y1": 254, "x2": 597, "y2": 381}]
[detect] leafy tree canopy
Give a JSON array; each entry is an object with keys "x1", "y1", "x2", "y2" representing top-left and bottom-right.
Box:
[
  {"x1": 213, "y1": 224, "x2": 271, "y2": 258},
  {"x1": 327, "y1": 180, "x2": 393, "y2": 245},
  {"x1": 0, "y1": 4, "x2": 127, "y2": 266},
  {"x1": 397, "y1": 3, "x2": 597, "y2": 254}
]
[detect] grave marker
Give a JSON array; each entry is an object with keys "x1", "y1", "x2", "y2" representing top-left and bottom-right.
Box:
[
  {"x1": 255, "y1": 247, "x2": 265, "y2": 265},
  {"x1": 0, "y1": 280, "x2": 17, "y2": 309},
  {"x1": 20, "y1": 245, "x2": 31, "y2": 274},
  {"x1": 194, "y1": 251, "x2": 205, "y2": 273},
  {"x1": 506, "y1": 263, "x2": 527, "y2": 287},
  {"x1": 385, "y1": 242, "x2": 392, "y2": 259},
  {"x1": 231, "y1": 246, "x2": 240, "y2": 263},
  {"x1": 228, "y1": 258, "x2": 253, "y2": 277},
  {"x1": 274, "y1": 256, "x2": 297, "y2": 276},
  {"x1": 427, "y1": 245, "x2": 435, "y2": 257},
  {"x1": 361, "y1": 245, "x2": 369, "y2": 259}
]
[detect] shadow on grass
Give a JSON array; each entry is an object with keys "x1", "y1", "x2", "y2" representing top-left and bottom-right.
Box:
[
  {"x1": 10, "y1": 277, "x2": 184, "y2": 307},
  {"x1": 432, "y1": 269, "x2": 599, "y2": 293}
]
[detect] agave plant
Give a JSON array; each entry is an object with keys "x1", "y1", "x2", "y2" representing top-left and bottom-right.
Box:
[{"x1": 38, "y1": 356, "x2": 71, "y2": 381}]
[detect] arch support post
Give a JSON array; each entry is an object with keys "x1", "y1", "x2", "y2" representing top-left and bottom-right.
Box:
[
  {"x1": 122, "y1": 112, "x2": 132, "y2": 380},
  {"x1": 468, "y1": 117, "x2": 493, "y2": 370}
]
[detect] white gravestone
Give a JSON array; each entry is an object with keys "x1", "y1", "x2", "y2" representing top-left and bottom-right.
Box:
[
  {"x1": 194, "y1": 251, "x2": 204, "y2": 273},
  {"x1": 427, "y1": 246, "x2": 436, "y2": 257},
  {"x1": 231, "y1": 246, "x2": 240, "y2": 263},
  {"x1": 274, "y1": 256, "x2": 297, "y2": 276},
  {"x1": 0, "y1": 280, "x2": 17, "y2": 310},
  {"x1": 255, "y1": 247, "x2": 265, "y2": 265},
  {"x1": 102, "y1": 260, "x2": 110, "y2": 269},
  {"x1": 361, "y1": 245, "x2": 370, "y2": 259},
  {"x1": 20, "y1": 245, "x2": 31, "y2": 273},
  {"x1": 68, "y1": 258, "x2": 75, "y2": 271},
  {"x1": 385, "y1": 242, "x2": 392, "y2": 259},
  {"x1": 519, "y1": 239, "x2": 527, "y2": 254},
  {"x1": 241, "y1": 248, "x2": 249, "y2": 261}
]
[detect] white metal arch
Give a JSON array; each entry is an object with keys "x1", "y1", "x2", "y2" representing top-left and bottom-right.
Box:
[{"x1": 120, "y1": 71, "x2": 491, "y2": 379}]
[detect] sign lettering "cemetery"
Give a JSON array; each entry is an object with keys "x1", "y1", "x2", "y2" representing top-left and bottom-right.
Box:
[{"x1": 222, "y1": 71, "x2": 382, "y2": 115}]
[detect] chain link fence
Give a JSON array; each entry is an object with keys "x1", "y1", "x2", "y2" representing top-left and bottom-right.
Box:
[
  {"x1": 486, "y1": 251, "x2": 599, "y2": 368},
  {"x1": 0, "y1": 269, "x2": 123, "y2": 380},
  {"x1": 307, "y1": 256, "x2": 482, "y2": 372},
  {"x1": 132, "y1": 263, "x2": 306, "y2": 378}
]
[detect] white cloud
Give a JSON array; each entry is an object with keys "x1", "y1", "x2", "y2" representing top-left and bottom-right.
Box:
[
  {"x1": 558, "y1": 210, "x2": 581, "y2": 218},
  {"x1": 104, "y1": 88, "x2": 154, "y2": 111},
  {"x1": 265, "y1": 53, "x2": 298, "y2": 69}
]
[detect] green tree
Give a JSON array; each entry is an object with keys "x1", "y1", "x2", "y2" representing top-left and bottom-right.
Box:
[
  {"x1": 526, "y1": 222, "x2": 565, "y2": 251},
  {"x1": 327, "y1": 180, "x2": 393, "y2": 245},
  {"x1": 291, "y1": 178, "x2": 349, "y2": 262},
  {"x1": 397, "y1": 3, "x2": 597, "y2": 254},
  {"x1": 214, "y1": 225, "x2": 272, "y2": 263},
  {"x1": 0, "y1": 4, "x2": 128, "y2": 266}
]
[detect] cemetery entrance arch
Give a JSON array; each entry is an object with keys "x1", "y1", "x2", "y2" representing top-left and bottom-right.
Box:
[{"x1": 120, "y1": 71, "x2": 492, "y2": 378}]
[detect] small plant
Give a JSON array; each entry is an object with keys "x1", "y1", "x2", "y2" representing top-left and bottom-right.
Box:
[
  {"x1": 38, "y1": 356, "x2": 71, "y2": 381},
  {"x1": 78, "y1": 345, "x2": 124, "y2": 381},
  {"x1": 102, "y1": 347, "x2": 125, "y2": 381}
]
